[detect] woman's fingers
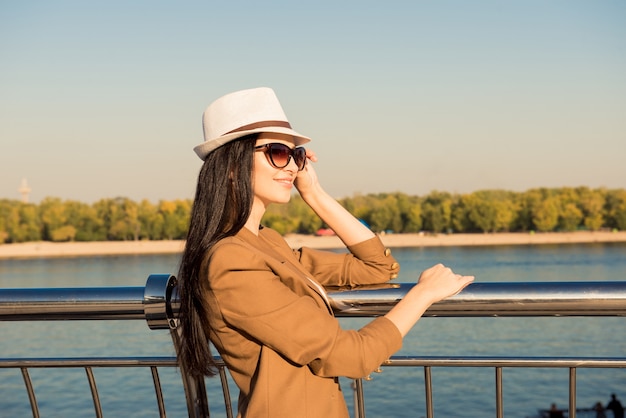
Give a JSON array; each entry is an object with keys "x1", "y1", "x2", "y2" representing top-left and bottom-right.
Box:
[{"x1": 418, "y1": 264, "x2": 474, "y2": 301}]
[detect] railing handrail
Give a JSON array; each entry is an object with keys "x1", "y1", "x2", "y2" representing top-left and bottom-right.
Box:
[
  {"x1": 328, "y1": 280, "x2": 626, "y2": 317},
  {"x1": 1, "y1": 275, "x2": 626, "y2": 326}
]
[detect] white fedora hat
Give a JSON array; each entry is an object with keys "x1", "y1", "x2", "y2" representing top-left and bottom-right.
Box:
[{"x1": 193, "y1": 87, "x2": 311, "y2": 160}]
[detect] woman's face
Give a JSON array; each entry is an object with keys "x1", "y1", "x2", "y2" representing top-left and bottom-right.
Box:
[{"x1": 252, "y1": 133, "x2": 301, "y2": 208}]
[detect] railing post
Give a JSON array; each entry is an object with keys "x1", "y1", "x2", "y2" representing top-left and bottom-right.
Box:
[
  {"x1": 20, "y1": 368, "x2": 39, "y2": 418},
  {"x1": 424, "y1": 366, "x2": 433, "y2": 418},
  {"x1": 495, "y1": 367, "x2": 503, "y2": 418},
  {"x1": 569, "y1": 367, "x2": 576, "y2": 418},
  {"x1": 352, "y1": 378, "x2": 366, "y2": 418}
]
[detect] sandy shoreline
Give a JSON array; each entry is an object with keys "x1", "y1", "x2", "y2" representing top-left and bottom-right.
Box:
[{"x1": 0, "y1": 231, "x2": 625, "y2": 260}]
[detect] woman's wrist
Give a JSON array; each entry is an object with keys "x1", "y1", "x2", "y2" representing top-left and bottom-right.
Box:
[
  {"x1": 299, "y1": 185, "x2": 328, "y2": 208},
  {"x1": 297, "y1": 181, "x2": 375, "y2": 246}
]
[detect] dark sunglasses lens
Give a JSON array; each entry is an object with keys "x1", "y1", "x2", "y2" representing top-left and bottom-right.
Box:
[
  {"x1": 294, "y1": 147, "x2": 306, "y2": 170},
  {"x1": 264, "y1": 144, "x2": 307, "y2": 170},
  {"x1": 269, "y1": 144, "x2": 291, "y2": 168}
]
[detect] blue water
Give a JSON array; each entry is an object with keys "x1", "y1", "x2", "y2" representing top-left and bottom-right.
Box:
[{"x1": 1, "y1": 243, "x2": 625, "y2": 417}]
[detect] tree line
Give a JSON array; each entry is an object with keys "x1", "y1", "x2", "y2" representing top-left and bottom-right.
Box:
[{"x1": 1, "y1": 187, "x2": 625, "y2": 244}]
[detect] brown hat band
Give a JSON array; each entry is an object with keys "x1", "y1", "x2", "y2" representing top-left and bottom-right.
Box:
[{"x1": 224, "y1": 120, "x2": 292, "y2": 135}]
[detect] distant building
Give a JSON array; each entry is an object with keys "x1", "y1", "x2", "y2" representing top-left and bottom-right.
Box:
[{"x1": 18, "y1": 178, "x2": 31, "y2": 203}]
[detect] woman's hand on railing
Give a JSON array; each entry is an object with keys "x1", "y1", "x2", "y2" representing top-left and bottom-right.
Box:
[
  {"x1": 384, "y1": 264, "x2": 474, "y2": 337},
  {"x1": 415, "y1": 263, "x2": 475, "y2": 305}
]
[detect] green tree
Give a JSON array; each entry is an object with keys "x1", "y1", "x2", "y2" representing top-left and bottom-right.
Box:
[
  {"x1": 605, "y1": 189, "x2": 626, "y2": 230},
  {"x1": 262, "y1": 195, "x2": 311, "y2": 234},
  {"x1": 157, "y1": 199, "x2": 190, "y2": 240},
  {"x1": 464, "y1": 193, "x2": 499, "y2": 233},
  {"x1": 94, "y1": 198, "x2": 118, "y2": 240},
  {"x1": 288, "y1": 195, "x2": 321, "y2": 234},
  {"x1": 51, "y1": 225, "x2": 77, "y2": 242},
  {"x1": 262, "y1": 211, "x2": 296, "y2": 235},
  {"x1": 39, "y1": 197, "x2": 67, "y2": 241},
  {"x1": 0, "y1": 199, "x2": 16, "y2": 243},
  {"x1": 559, "y1": 203, "x2": 583, "y2": 232},
  {"x1": 368, "y1": 194, "x2": 402, "y2": 232},
  {"x1": 494, "y1": 199, "x2": 517, "y2": 232},
  {"x1": 421, "y1": 191, "x2": 454, "y2": 233},
  {"x1": 105, "y1": 198, "x2": 140, "y2": 240},
  {"x1": 460, "y1": 190, "x2": 517, "y2": 233},
  {"x1": 173, "y1": 199, "x2": 192, "y2": 239},
  {"x1": 403, "y1": 201, "x2": 423, "y2": 233},
  {"x1": 532, "y1": 197, "x2": 560, "y2": 232},
  {"x1": 124, "y1": 199, "x2": 141, "y2": 240},
  {"x1": 515, "y1": 190, "x2": 543, "y2": 231},
  {"x1": 577, "y1": 187, "x2": 605, "y2": 231},
  {"x1": 7, "y1": 203, "x2": 42, "y2": 242},
  {"x1": 451, "y1": 196, "x2": 472, "y2": 233},
  {"x1": 486, "y1": 190, "x2": 518, "y2": 232},
  {"x1": 158, "y1": 200, "x2": 178, "y2": 240},
  {"x1": 138, "y1": 199, "x2": 163, "y2": 239},
  {"x1": 553, "y1": 188, "x2": 581, "y2": 231},
  {"x1": 66, "y1": 200, "x2": 105, "y2": 241},
  {"x1": 390, "y1": 192, "x2": 418, "y2": 233}
]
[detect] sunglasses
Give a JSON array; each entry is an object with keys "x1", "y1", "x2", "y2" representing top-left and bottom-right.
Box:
[{"x1": 255, "y1": 143, "x2": 307, "y2": 171}]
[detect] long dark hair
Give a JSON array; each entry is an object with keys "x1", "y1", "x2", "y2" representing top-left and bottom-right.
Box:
[{"x1": 177, "y1": 135, "x2": 256, "y2": 377}]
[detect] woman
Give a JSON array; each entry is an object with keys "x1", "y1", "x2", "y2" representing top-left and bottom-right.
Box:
[{"x1": 178, "y1": 87, "x2": 474, "y2": 417}]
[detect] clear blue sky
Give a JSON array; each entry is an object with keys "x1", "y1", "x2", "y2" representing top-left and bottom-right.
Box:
[{"x1": 1, "y1": 1, "x2": 625, "y2": 203}]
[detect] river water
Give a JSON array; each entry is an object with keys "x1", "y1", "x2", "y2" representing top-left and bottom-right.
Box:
[{"x1": 1, "y1": 242, "x2": 625, "y2": 417}]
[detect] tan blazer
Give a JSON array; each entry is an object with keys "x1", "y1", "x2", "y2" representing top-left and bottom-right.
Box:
[{"x1": 201, "y1": 227, "x2": 402, "y2": 418}]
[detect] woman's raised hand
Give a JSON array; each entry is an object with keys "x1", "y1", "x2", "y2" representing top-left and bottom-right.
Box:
[{"x1": 294, "y1": 149, "x2": 320, "y2": 198}]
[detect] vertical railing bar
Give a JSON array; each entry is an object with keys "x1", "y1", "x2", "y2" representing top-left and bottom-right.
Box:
[
  {"x1": 178, "y1": 366, "x2": 197, "y2": 417},
  {"x1": 495, "y1": 367, "x2": 503, "y2": 418},
  {"x1": 20, "y1": 367, "x2": 40, "y2": 418},
  {"x1": 351, "y1": 380, "x2": 358, "y2": 418},
  {"x1": 424, "y1": 366, "x2": 433, "y2": 418},
  {"x1": 217, "y1": 366, "x2": 234, "y2": 418},
  {"x1": 170, "y1": 329, "x2": 195, "y2": 417},
  {"x1": 181, "y1": 373, "x2": 209, "y2": 417},
  {"x1": 85, "y1": 367, "x2": 103, "y2": 418},
  {"x1": 169, "y1": 328, "x2": 210, "y2": 417},
  {"x1": 193, "y1": 376, "x2": 210, "y2": 417},
  {"x1": 569, "y1": 367, "x2": 577, "y2": 418},
  {"x1": 354, "y1": 378, "x2": 366, "y2": 418},
  {"x1": 150, "y1": 366, "x2": 167, "y2": 418}
]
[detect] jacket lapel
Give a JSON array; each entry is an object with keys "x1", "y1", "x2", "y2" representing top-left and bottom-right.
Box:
[{"x1": 236, "y1": 227, "x2": 334, "y2": 315}]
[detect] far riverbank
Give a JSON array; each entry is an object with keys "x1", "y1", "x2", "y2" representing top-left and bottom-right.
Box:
[{"x1": 1, "y1": 231, "x2": 625, "y2": 260}]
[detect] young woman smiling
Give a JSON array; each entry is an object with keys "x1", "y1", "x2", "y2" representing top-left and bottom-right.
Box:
[{"x1": 177, "y1": 87, "x2": 473, "y2": 418}]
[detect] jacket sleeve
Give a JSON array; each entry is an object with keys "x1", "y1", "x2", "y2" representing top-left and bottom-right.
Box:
[
  {"x1": 294, "y1": 234, "x2": 400, "y2": 287},
  {"x1": 205, "y1": 240, "x2": 403, "y2": 379},
  {"x1": 260, "y1": 228, "x2": 400, "y2": 287}
]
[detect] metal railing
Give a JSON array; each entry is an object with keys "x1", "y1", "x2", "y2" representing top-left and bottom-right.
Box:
[{"x1": 1, "y1": 275, "x2": 625, "y2": 418}]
